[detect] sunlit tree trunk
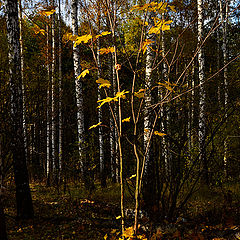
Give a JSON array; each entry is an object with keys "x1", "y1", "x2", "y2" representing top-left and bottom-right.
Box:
[
  {"x1": 5, "y1": 0, "x2": 34, "y2": 219},
  {"x1": 143, "y1": 2, "x2": 156, "y2": 216},
  {"x1": 197, "y1": 0, "x2": 208, "y2": 184},
  {"x1": 71, "y1": 0, "x2": 85, "y2": 172}
]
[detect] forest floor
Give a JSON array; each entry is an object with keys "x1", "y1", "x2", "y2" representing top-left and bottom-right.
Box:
[{"x1": 4, "y1": 180, "x2": 240, "y2": 240}]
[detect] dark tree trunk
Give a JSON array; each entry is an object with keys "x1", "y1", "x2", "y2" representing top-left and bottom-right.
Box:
[
  {"x1": 5, "y1": 0, "x2": 34, "y2": 219},
  {"x1": 0, "y1": 196, "x2": 7, "y2": 240}
]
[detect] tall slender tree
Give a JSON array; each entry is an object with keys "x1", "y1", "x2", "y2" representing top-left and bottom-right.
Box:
[
  {"x1": 58, "y1": 0, "x2": 63, "y2": 181},
  {"x1": 71, "y1": 0, "x2": 85, "y2": 172},
  {"x1": 220, "y1": 0, "x2": 229, "y2": 175},
  {"x1": 96, "y1": 4, "x2": 106, "y2": 187},
  {"x1": 5, "y1": 0, "x2": 34, "y2": 219},
  {"x1": 51, "y1": 0, "x2": 58, "y2": 183},
  {"x1": 142, "y1": 0, "x2": 157, "y2": 215},
  {"x1": 46, "y1": 22, "x2": 52, "y2": 184},
  {"x1": 197, "y1": 0, "x2": 208, "y2": 184}
]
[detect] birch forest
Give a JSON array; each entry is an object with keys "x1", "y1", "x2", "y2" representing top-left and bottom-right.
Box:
[{"x1": 0, "y1": 0, "x2": 240, "y2": 239}]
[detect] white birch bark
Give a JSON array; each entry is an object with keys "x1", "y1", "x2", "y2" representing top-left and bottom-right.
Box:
[
  {"x1": 144, "y1": 7, "x2": 155, "y2": 174},
  {"x1": 159, "y1": 31, "x2": 169, "y2": 175},
  {"x1": 18, "y1": 0, "x2": 27, "y2": 164},
  {"x1": 197, "y1": 0, "x2": 208, "y2": 184},
  {"x1": 71, "y1": 0, "x2": 85, "y2": 171},
  {"x1": 51, "y1": 6, "x2": 57, "y2": 175},
  {"x1": 5, "y1": 0, "x2": 34, "y2": 218},
  {"x1": 112, "y1": 49, "x2": 119, "y2": 182},
  {"x1": 58, "y1": 0, "x2": 63, "y2": 176},
  {"x1": 109, "y1": 55, "x2": 115, "y2": 180},
  {"x1": 220, "y1": 0, "x2": 229, "y2": 175},
  {"x1": 97, "y1": 13, "x2": 105, "y2": 183},
  {"x1": 46, "y1": 23, "x2": 52, "y2": 180}
]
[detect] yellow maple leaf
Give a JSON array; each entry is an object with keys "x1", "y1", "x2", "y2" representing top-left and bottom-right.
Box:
[
  {"x1": 96, "y1": 78, "x2": 111, "y2": 89},
  {"x1": 122, "y1": 117, "x2": 130, "y2": 122},
  {"x1": 89, "y1": 122, "x2": 102, "y2": 130},
  {"x1": 134, "y1": 89, "x2": 145, "y2": 98},
  {"x1": 40, "y1": 9, "x2": 56, "y2": 17},
  {"x1": 141, "y1": 39, "x2": 154, "y2": 54},
  {"x1": 77, "y1": 69, "x2": 89, "y2": 79},
  {"x1": 169, "y1": 5, "x2": 176, "y2": 12},
  {"x1": 62, "y1": 33, "x2": 78, "y2": 42},
  {"x1": 115, "y1": 90, "x2": 129, "y2": 99},
  {"x1": 32, "y1": 25, "x2": 46, "y2": 35},
  {"x1": 98, "y1": 47, "x2": 115, "y2": 55},
  {"x1": 154, "y1": 131, "x2": 166, "y2": 137},
  {"x1": 97, "y1": 97, "x2": 118, "y2": 108},
  {"x1": 129, "y1": 174, "x2": 136, "y2": 179},
  {"x1": 99, "y1": 83, "x2": 111, "y2": 89},
  {"x1": 123, "y1": 227, "x2": 134, "y2": 238},
  {"x1": 74, "y1": 34, "x2": 92, "y2": 47},
  {"x1": 95, "y1": 31, "x2": 111, "y2": 39}
]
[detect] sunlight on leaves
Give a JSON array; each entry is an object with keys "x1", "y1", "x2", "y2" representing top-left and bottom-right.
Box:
[
  {"x1": 95, "y1": 31, "x2": 111, "y2": 40},
  {"x1": 122, "y1": 117, "x2": 131, "y2": 122},
  {"x1": 154, "y1": 131, "x2": 166, "y2": 136},
  {"x1": 169, "y1": 5, "x2": 176, "y2": 12},
  {"x1": 158, "y1": 81, "x2": 175, "y2": 91},
  {"x1": 129, "y1": 174, "x2": 136, "y2": 179},
  {"x1": 134, "y1": 89, "x2": 145, "y2": 98},
  {"x1": 62, "y1": 32, "x2": 77, "y2": 42},
  {"x1": 149, "y1": 20, "x2": 173, "y2": 34},
  {"x1": 40, "y1": 9, "x2": 56, "y2": 16},
  {"x1": 74, "y1": 34, "x2": 92, "y2": 46},
  {"x1": 89, "y1": 122, "x2": 102, "y2": 130},
  {"x1": 115, "y1": 90, "x2": 129, "y2": 99},
  {"x1": 141, "y1": 39, "x2": 154, "y2": 54},
  {"x1": 99, "y1": 47, "x2": 115, "y2": 55},
  {"x1": 97, "y1": 97, "x2": 118, "y2": 108},
  {"x1": 96, "y1": 78, "x2": 111, "y2": 89},
  {"x1": 77, "y1": 69, "x2": 89, "y2": 79},
  {"x1": 32, "y1": 25, "x2": 46, "y2": 35}
]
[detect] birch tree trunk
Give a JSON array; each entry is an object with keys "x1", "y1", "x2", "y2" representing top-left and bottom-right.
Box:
[
  {"x1": 5, "y1": 0, "x2": 34, "y2": 219},
  {"x1": 18, "y1": 0, "x2": 27, "y2": 164},
  {"x1": 58, "y1": 0, "x2": 63, "y2": 181},
  {"x1": 197, "y1": 0, "x2": 208, "y2": 184},
  {"x1": 97, "y1": 8, "x2": 106, "y2": 187},
  {"x1": 112, "y1": 49, "x2": 119, "y2": 183},
  {"x1": 143, "y1": 4, "x2": 156, "y2": 216},
  {"x1": 71, "y1": 0, "x2": 85, "y2": 172},
  {"x1": 159, "y1": 31, "x2": 169, "y2": 176},
  {"x1": 46, "y1": 23, "x2": 52, "y2": 183},
  {"x1": 51, "y1": 4, "x2": 58, "y2": 184},
  {"x1": 220, "y1": 0, "x2": 229, "y2": 176},
  {"x1": 109, "y1": 55, "x2": 115, "y2": 181}
]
